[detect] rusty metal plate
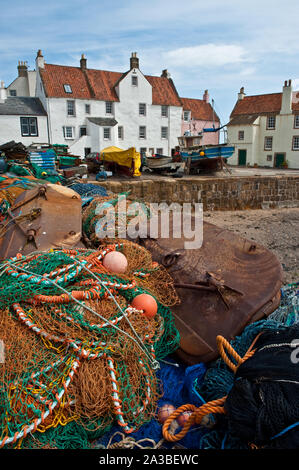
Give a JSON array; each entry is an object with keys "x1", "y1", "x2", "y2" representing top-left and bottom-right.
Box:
[
  {"x1": 0, "y1": 183, "x2": 83, "y2": 260},
  {"x1": 141, "y1": 214, "x2": 283, "y2": 364}
]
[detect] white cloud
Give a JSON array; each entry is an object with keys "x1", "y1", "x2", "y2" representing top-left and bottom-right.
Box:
[{"x1": 164, "y1": 44, "x2": 248, "y2": 68}]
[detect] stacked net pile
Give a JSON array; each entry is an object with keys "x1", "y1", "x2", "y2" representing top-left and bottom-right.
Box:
[
  {"x1": 82, "y1": 192, "x2": 151, "y2": 244},
  {"x1": 0, "y1": 241, "x2": 180, "y2": 449}
]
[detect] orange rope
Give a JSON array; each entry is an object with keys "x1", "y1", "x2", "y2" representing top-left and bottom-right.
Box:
[{"x1": 162, "y1": 332, "x2": 263, "y2": 442}]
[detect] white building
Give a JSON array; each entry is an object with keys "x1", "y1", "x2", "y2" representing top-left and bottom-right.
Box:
[
  {"x1": 6, "y1": 61, "x2": 36, "y2": 98},
  {"x1": 34, "y1": 51, "x2": 183, "y2": 158},
  {"x1": 0, "y1": 81, "x2": 48, "y2": 146},
  {"x1": 227, "y1": 80, "x2": 299, "y2": 169}
]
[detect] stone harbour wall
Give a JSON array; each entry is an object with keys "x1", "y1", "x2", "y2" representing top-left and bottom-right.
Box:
[{"x1": 92, "y1": 175, "x2": 299, "y2": 211}]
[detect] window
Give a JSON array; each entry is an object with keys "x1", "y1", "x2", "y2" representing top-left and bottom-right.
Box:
[
  {"x1": 85, "y1": 104, "x2": 90, "y2": 114},
  {"x1": 67, "y1": 100, "x2": 75, "y2": 116},
  {"x1": 9, "y1": 89, "x2": 17, "y2": 96},
  {"x1": 140, "y1": 147, "x2": 147, "y2": 157},
  {"x1": 264, "y1": 136, "x2": 273, "y2": 150},
  {"x1": 294, "y1": 115, "x2": 299, "y2": 128},
  {"x1": 139, "y1": 126, "x2": 146, "y2": 139},
  {"x1": 80, "y1": 127, "x2": 87, "y2": 137},
  {"x1": 161, "y1": 126, "x2": 168, "y2": 139},
  {"x1": 118, "y1": 126, "x2": 124, "y2": 139},
  {"x1": 161, "y1": 105, "x2": 168, "y2": 117},
  {"x1": 156, "y1": 148, "x2": 163, "y2": 155},
  {"x1": 63, "y1": 126, "x2": 74, "y2": 139},
  {"x1": 267, "y1": 155, "x2": 272, "y2": 162},
  {"x1": 132, "y1": 75, "x2": 138, "y2": 86},
  {"x1": 105, "y1": 102, "x2": 113, "y2": 114},
  {"x1": 139, "y1": 103, "x2": 146, "y2": 116},
  {"x1": 64, "y1": 84, "x2": 72, "y2": 93},
  {"x1": 103, "y1": 128, "x2": 111, "y2": 139},
  {"x1": 183, "y1": 111, "x2": 190, "y2": 121},
  {"x1": 292, "y1": 136, "x2": 299, "y2": 150},
  {"x1": 20, "y1": 117, "x2": 38, "y2": 137},
  {"x1": 84, "y1": 148, "x2": 91, "y2": 157},
  {"x1": 238, "y1": 130, "x2": 244, "y2": 140},
  {"x1": 267, "y1": 115, "x2": 276, "y2": 129}
]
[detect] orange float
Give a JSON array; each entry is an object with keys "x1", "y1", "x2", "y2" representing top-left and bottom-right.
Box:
[{"x1": 131, "y1": 293, "x2": 158, "y2": 319}]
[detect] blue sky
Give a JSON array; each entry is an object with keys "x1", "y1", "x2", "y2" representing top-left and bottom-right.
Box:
[{"x1": 1, "y1": 0, "x2": 299, "y2": 125}]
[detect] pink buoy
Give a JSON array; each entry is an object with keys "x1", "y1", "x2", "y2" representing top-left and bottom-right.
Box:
[
  {"x1": 157, "y1": 404, "x2": 176, "y2": 424},
  {"x1": 177, "y1": 410, "x2": 193, "y2": 426},
  {"x1": 131, "y1": 293, "x2": 158, "y2": 319},
  {"x1": 103, "y1": 251, "x2": 128, "y2": 274}
]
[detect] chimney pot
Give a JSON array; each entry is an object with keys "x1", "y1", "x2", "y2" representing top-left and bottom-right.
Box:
[
  {"x1": 203, "y1": 89, "x2": 209, "y2": 103},
  {"x1": 130, "y1": 52, "x2": 139, "y2": 70},
  {"x1": 17, "y1": 61, "x2": 28, "y2": 77},
  {"x1": 36, "y1": 50, "x2": 45, "y2": 69},
  {"x1": 161, "y1": 69, "x2": 171, "y2": 78},
  {"x1": 80, "y1": 54, "x2": 87, "y2": 70}
]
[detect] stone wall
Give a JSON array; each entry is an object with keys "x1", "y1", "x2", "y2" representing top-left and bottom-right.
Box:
[{"x1": 92, "y1": 175, "x2": 299, "y2": 211}]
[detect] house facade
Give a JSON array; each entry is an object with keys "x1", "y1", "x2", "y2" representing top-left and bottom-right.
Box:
[
  {"x1": 227, "y1": 81, "x2": 299, "y2": 168},
  {"x1": 181, "y1": 92, "x2": 220, "y2": 145},
  {"x1": 0, "y1": 81, "x2": 48, "y2": 146},
  {"x1": 6, "y1": 61, "x2": 36, "y2": 98},
  {"x1": 2, "y1": 50, "x2": 220, "y2": 159},
  {"x1": 35, "y1": 51, "x2": 183, "y2": 158}
]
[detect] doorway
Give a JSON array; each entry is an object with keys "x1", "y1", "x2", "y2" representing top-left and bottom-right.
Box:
[
  {"x1": 274, "y1": 153, "x2": 285, "y2": 168},
  {"x1": 238, "y1": 149, "x2": 247, "y2": 166}
]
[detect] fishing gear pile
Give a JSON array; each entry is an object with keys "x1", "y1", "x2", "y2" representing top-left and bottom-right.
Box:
[
  {"x1": 0, "y1": 240, "x2": 180, "y2": 449},
  {"x1": 82, "y1": 192, "x2": 151, "y2": 245}
]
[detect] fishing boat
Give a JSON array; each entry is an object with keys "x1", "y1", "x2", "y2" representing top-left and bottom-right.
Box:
[
  {"x1": 177, "y1": 133, "x2": 234, "y2": 173},
  {"x1": 144, "y1": 153, "x2": 185, "y2": 174}
]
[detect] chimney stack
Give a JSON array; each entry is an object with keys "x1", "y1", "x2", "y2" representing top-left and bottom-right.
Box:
[
  {"x1": 36, "y1": 49, "x2": 45, "y2": 69},
  {"x1": 17, "y1": 61, "x2": 28, "y2": 77},
  {"x1": 280, "y1": 79, "x2": 292, "y2": 115},
  {"x1": 203, "y1": 89, "x2": 209, "y2": 103},
  {"x1": 130, "y1": 52, "x2": 139, "y2": 70},
  {"x1": 238, "y1": 86, "x2": 245, "y2": 101},
  {"x1": 161, "y1": 69, "x2": 171, "y2": 79},
  {"x1": 0, "y1": 81, "x2": 7, "y2": 103},
  {"x1": 80, "y1": 54, "x2": 87, "y2": 70}
]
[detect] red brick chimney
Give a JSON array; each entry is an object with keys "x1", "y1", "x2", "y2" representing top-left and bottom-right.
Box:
[
  {"x1": 203, "y1": 89, "x2": 209, "y2": 103},
  {"x1": 18, "y1": 61, "x2": 28, "y2": 77},
  {"x1": 80, "y1": 54, "x2": 87, "y2": 70},
  {"x1": 130, "y1": 52, "x2": 139, "y2": 70}
]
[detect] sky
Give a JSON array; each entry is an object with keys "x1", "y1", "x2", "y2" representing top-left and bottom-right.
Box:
[{"x1": 1, "y1": 0, "x2": 299, "y2": 126}]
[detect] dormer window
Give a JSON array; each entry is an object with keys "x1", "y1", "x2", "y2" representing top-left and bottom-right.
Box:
[
  {"x1": 183, "y1": 111, "x2": 191, "y2": 121},
  {"x1": 266, "y1": 115, "x2": 276, "y2": 130},
  {"x1": 132, "y1": 75, "x2": 138, "y2": 86},
  {"x1": 64, "y1": 84, "x2": 72, "y2": 93},
  {"x1": 105, "y1": 102, "x2": 113, "y2": 114}
]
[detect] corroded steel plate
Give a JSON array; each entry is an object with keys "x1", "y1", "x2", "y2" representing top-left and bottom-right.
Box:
[
  {"x1": 141, "y1": 214, "x2": 283, "y2": 364},
  {"x1": 0, "y1": 183, "x2": 83, "y2": 260}
]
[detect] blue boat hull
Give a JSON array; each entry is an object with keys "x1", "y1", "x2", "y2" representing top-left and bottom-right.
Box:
[{"x1": 181, "y1": 145, "x2": 234, "y2": 162}]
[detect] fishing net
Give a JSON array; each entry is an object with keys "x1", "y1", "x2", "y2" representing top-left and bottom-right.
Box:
[
  {"x1": 0, "y1": 241, "x2": 180, "y2": 449},
  {"x1": 196, "y1": 282, "x2": 299, "y2": 449},
  {"x1": 82, "y1": 192, "x2": 152, "y2": 244}
]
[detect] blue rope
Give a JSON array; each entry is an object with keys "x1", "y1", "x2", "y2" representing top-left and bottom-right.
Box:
[{"x1": 270, "y1": 421, "x2": 299, "y2": 441}]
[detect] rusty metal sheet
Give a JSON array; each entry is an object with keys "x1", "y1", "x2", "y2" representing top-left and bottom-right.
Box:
[
  {"x1": 0, "y1": 183, "x2": 83, "y2": 260},
  {"x1": 141, "y1": 214, "x2": 283, "y2": 364}
]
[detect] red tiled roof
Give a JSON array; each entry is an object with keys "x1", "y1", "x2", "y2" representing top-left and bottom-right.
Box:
[
  {"x1": 180, "y1": 97, "x2": 220, "y2": 122},
  {"x1": 231, "y1": 93, "x2": 282, "y2": 116},
  {"x1": 40, "y1": 64, "x2": 92, "y2": 100},
  {"x1": 40, "y1": 64, "x2": 181, "y2": 106},
  {"x1": 145, "y1": 75, "x2": 181, "y2": 106}
]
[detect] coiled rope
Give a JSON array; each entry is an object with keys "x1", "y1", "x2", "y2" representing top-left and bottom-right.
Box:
[{"x1": 162, "y1": 333, "x2": 262, "y2": 442}]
